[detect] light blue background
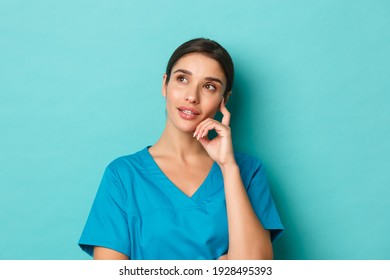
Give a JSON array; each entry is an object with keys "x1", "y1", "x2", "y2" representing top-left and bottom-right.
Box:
[{"x1": 1, "y1": 0, "x2": 389, "y2": 259}]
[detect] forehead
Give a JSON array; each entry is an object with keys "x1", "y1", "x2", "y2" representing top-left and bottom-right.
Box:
[{"x1": 172, "y1": 53, "x2": 226, "y2": 80}]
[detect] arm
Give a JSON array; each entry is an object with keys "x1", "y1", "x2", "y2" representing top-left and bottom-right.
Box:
[
  {"x1": 196, "y1": 101, "x2": 273, "y2": 260},
  {"x1": 79, "y1": 165, "x2": 132, "y2": 260},
  {"x1": 219, "y1": 163, "x2": 273, "y2": 260},
  {"x1": 93, "y1": 246, "x2": 129, "y2": 260}
]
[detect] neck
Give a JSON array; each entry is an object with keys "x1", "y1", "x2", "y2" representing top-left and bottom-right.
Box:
[{"x1": 150, "y1": 123, "x2": 208, "y2": 161}]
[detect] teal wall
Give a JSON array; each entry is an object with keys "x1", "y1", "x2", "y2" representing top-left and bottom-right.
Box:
[{"x1": 1, "y1": 0, "x2": 389, "y2": 259}]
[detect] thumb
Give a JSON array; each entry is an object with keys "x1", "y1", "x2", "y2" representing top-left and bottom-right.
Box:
[{"x1": 197, "y1": 135, "x2": 210, "y2": 147}]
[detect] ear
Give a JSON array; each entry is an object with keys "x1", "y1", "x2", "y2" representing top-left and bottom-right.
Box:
[{"x1": 162, "y1": 74, "x2": 168, "y2": 98}]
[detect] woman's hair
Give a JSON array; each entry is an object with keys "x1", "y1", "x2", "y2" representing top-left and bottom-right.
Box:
[{"x1": 165, "y1": 38, "x2": 234, "y2": 99}]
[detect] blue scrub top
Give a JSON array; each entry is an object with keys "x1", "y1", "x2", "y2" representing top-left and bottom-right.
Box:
[{"x1": 79, "y1": 147, "x2": 284, "y2": 259}]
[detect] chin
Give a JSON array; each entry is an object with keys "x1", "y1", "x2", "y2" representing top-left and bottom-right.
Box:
[{"x1": 178, "y1": 123, "x2": 198, "y2": 133}]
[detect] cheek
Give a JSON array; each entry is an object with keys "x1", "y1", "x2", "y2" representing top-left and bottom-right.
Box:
[
  {"x1": 165, "y1": 84, "x2": 182, "y2": 100},
  {"x1": 204, "y1": 98, "x2": 223, "y2": 117},
  {"x1": 164, "y1": 87, "x2": 177, "y2": 105}
]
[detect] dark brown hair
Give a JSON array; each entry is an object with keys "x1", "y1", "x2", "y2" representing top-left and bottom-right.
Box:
[{"x1": 165, "y1": 38, "x2": 234, "y2": 98}]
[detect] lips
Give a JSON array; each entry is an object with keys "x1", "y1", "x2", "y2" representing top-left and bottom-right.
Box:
[
  {"x1": 178, "y1": 106, "x2": 200, "y2": 115},
  {"x1": 181, "y1": 109, "x2": 195, "y2": 115},
  {"x1": 177, "y1": 106, "x2": 200, "y2": 120}
]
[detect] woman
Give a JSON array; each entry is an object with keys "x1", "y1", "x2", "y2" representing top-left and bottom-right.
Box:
[{"x1": 79, "y1": 38, "x2": 284, "y2": 260}]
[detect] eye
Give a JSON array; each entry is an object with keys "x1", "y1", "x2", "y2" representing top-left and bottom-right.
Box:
[
  {"x1": 177, "y1": 75, "x2": 188, "y2": 83},
  {"x1": 204, "y1": 83, "x2": 216, "y2": 92}
]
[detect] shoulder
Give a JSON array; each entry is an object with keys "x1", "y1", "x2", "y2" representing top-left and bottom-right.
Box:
[
  {"x1": 96, "y1": 147, "x2": 151, "y2": 197},
  {"x1": 234, "y1": 151, "x2": 264, "y2": 171},
  {"x1": 105, "y1": 146, "x2": 150, "y2": 176},
  {"x1": 233, "y1": 152, "x2": 267, "y2": 188}
]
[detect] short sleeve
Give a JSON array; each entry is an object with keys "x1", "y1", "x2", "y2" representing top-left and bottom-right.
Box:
[
  {"x1": 78, "y1": 165, "x2": 131, "y2": 258},
  {"x1": 246, "y1": 160, "x2": 284, "y2": 241}
]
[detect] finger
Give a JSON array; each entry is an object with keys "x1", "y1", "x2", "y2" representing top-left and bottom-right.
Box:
[
  {"x1": 193, "y1": 118, "x2": 213, "y2": 138},
  {"x1": 220, "y1": 99, "x2": 231, "y2": 126},
  {"x1": 197, "y1": 134, "x2": 210, "y2": 147},
  {"x1": 197, "y1": 120, "x2": 228, "y2": 140},
  {"x1": 196, "y1": 119, "x2": 216, "y2": 140}
]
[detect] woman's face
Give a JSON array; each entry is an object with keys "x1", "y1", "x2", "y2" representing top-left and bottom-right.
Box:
[{"x1": 162, "y1": 53, "x2": 227, "y2": 133}]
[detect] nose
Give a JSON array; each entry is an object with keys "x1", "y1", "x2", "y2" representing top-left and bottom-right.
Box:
[
  {"x1": 185, "y1": 86, "x2": 200, "y2": 104},
  {"x1": 185, "y1": 95, "x2": 198, "y2": 103}
]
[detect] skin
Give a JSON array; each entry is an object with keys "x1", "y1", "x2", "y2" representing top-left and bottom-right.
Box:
[{"x1": 94, "y1": 53, "x2": 273, "y2": 260}]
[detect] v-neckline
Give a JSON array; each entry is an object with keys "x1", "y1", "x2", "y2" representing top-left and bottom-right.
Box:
[{"x1": 144, "y1": 146, "x2": 216, "y2": 203}]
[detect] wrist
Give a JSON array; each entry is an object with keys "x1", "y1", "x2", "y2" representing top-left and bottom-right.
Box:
[{"x1": 219, "y1": 160, "x2": 239, "y2": 174}]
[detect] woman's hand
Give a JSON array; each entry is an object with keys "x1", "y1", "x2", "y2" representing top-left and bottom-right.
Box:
[{"x1": 194, "y1": 100, "x2": 236, "y2": 167}]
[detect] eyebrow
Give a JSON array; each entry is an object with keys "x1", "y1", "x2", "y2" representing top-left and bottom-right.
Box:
[{"x1": 173, "y1": 69, "x2": 223, "y2": 85}]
